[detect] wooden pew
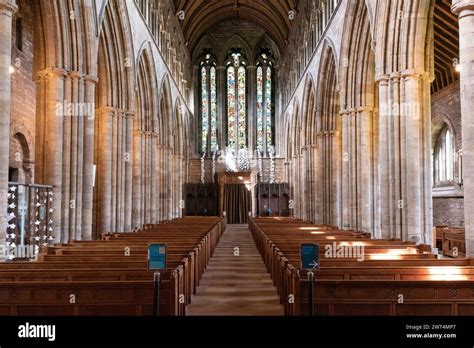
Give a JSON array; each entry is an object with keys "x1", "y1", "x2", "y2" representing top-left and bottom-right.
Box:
[
  {"x1": 0, "y1": 217, "x2": 225, "y2": 316},
  {"x1": 250, "y1": 218, "x2": 474, "y2": 316}
]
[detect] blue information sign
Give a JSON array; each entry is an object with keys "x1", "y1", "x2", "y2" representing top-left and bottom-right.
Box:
[
  {"x1": 148, "y1": 244, "x2": 167, "y2": 270},
  {"x1": 300, "y1": 244, "x2": 320, "y2": 270}
]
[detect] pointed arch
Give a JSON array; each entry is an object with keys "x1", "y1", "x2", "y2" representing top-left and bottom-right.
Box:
[
  {"x1": 301, "y1": 74, "x2": 316, "y2": 145},
  {"x1": 94, "y1": 0, "x2": 136, "y2": 236},
  {"x1": 313, "y1": 42, "x2": 341, "y2": 227},
  {"x1": 159, "y1": 74, "x2": 174, "y2": 147},
  {"x1": 218, "y1": 34, "x2": 253, "y2": 65},
  {"x1": 192, "y1": 34, "x2": 220, "y2": 63},
  {"x1": 132, "y1": 45, "x2": 160, "y2": 229},
  {"x1": 339, "y1": 1, "x2": 375, "y2": 111}
]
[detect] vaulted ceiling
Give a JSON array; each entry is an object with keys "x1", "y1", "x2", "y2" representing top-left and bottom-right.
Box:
[
  {"x1": 172, "y1": 0, "x2": 299, "y2": 54},
  {"x1": 433, "y1": 1, "x2": 459, "y2": 94}
]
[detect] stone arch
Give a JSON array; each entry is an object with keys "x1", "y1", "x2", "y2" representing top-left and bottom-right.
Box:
[
  {"x1": 33, "y1": 0, "x2": 98, "y2": 243},
  {"x1": 300, "y1": 75, "x2": 317, "y2": 221},
  {"x1": 301, "y1": 74, "x2": 316, "y2": 145},
  {"x1": 94, "y1": 0, "x2": 136, "y2": 237},
  {"x1": 338, "y1": 0, "x2": 377, "y2": 235},
  {"x1": 218, "y1": 34, "x2": 253, "y2": 65},
  {"x1": 192, "y1": 34, "x2": 219, "y2": 63},
  {"x1": 33, "y1": 0, "x2": 97, "y2": 74},
  {"x1": 9, "y1": 132, "x2": 33, "y2": 184},
  {"x1": 340, "y1": 2, "x2": 375, "y2": 111},
  {"x1": 432, "y1": 112, "x2": 457, "y2": 151},
  {"x1": 313, "y1": 42, "x2": 341, "y2": 227},
  {"x1": 253, "y1": 34, "x2": 281, "y2": 63},
  {"x1": 159, "y1": 74, "x2": 173, "y2": 147},
  {"x1": 371, "y1": 0, "x2": 434, "y2": 243},
  {"x1": 373, "y1": 0, "x2": 433, "y2": 76},
  {"x1": 157, "y1": 74, "x2": 174, "y2": 220},
  {"x1": 9, "y1": 119, "x2": 34, "y2": 184},
  {"x1": 132, "y1": 45, "x2": 159, "y2": 229}
]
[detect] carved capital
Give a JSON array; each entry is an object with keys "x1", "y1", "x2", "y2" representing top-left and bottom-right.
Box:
[
  {"x1": 0, "y1": 0, "x2": 17, "y2": 16},
  {"x1": 452, "y1": 0, "x2": 474, "y2": 17}
]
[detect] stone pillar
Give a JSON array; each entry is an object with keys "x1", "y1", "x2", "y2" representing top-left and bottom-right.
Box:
[
  {"x1": 0, "y1": 0, "x2": 17, "y2": 241},
  {"x1": 132, "y1": 129, "x2": 142, "y2": 229},
  {"x1": 340, "y1": 110, "x2": 351, "y2": 229},
  {"x1": 376, "y1": 70, "x2": 432, "y2": 244},
  {"x1": 330, "y1": 130, "x2": 341, "y2": 227},
  {"x1": 358, "y1": 107, "x2": 374, "y2": 234},
  {"x1": 376, "y1": 75, "x2": 391, "y2": 239},
  {"x1": 124, "y1": 111, "x2": 134, "y2": 232},
  {"x1": 151, "y1": 133, "x2": 159, "y2": 223},
  {"x1": 82, "y1": 76, "x2": 97, "y2": 240},
  {"x1": 96, "y1": 107, "x2": 114, "y2": 233},
  {"x1": 452, "y1": 0, "x2": 474, "y2": 256},
  {"x1": 35, "y1": 68, "x2": 67, "y2": 243}
]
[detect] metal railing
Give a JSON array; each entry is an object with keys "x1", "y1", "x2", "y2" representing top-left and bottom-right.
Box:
[{"x1": 4, "y1": 183, "x2": 54, "y2": 261}]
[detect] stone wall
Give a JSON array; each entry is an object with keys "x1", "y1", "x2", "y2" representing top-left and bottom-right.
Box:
[
  {"x1": 9, "y1": 0, "x2": 35, "y2": 183},
  {"x1": 431, "y1": 82, "x2": 464, "y2": 227},
  {"x1": 433, "y1": 197, "x2": 464, "y2": 227}
]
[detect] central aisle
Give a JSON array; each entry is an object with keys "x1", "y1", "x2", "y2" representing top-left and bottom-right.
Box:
[{"x1": 186, "y1": 224, "x2": 284, "y2": 316}]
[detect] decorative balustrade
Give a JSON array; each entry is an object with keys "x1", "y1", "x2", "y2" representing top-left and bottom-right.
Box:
[{"x1": 4, "y1": 183, "x2": 54, "y2": 261}]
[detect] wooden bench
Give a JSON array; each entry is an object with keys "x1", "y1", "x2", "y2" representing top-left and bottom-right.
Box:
[
  {"x1": 0, "y1": 217, "x2": 226, "y2": 316},
  {"x1": 250, "y1": 218, "x2": 474, "y2": 316}
]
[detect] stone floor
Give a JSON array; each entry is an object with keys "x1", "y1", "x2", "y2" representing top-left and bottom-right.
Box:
[{"x1": 186, "y1": 224, "x2": 284, "y2": 316}]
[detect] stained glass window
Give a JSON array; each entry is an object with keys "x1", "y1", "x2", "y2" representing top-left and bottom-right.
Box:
[
  {"x1": 201, "y1": 66, "x2": 208, "y2": 154},
  {"x1": 210, "y1": 67, "x2": 218, "y2": 152},
  {"x1": 256, "y1": 67, "x2": 264, "y2": 152},
  {"x1": 256, "y1": 51, "x2": 274, "y2": 155},
  {"x1": 227, "y1": 67, "x2": 236, "y2": 149},
  {"x1": 199, "y1": 53, "x2": 217, "y2": 155},
  {"x1": 226, "y1": 51, "x2": 247, "y2": 151},
  {"x1": 265, "y1": 67, "x2": 272, "y2": 149},
  {"x1": 238, "y1": 66, "x2": 247, "y2": 149}
]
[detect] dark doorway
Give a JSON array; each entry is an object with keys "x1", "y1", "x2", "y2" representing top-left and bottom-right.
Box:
[{"x1": 224, "y1": 184, "x2": 251, "y2": 224}]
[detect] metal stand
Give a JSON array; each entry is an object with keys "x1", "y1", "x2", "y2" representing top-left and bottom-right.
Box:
[
  {"x1": 153, "y1": 272, "x2": 161, "y2": 316},
  {"x1": 307, "y1": 271, "x2": 315, "y2": 316}
]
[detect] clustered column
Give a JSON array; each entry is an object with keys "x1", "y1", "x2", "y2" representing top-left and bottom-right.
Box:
[
  {"x1": 376, "y1": 71, "x2": 432, "y2": 244},
  {"x1": 452, "y1": 0, "x2": 474, "y2": 257}
]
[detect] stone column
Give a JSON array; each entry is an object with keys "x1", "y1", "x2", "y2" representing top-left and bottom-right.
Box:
[
  {"x1": 124, "y1": 111, "x2": 134, "y2": 232},
  {"x1": 340, "y1": 110, "x2": 351, "y2": 229},
  {"x1": 330, "y1": 130, "x2": 341, "y2": 227},
  {"x1": 358, "y1": 107, "x2": 374, "y2": 234},
  {"x1": 82, "y1": 75, "x2": 97, "y2": 240},
  {"x1": 0, "y1": 0, "x2": 17, "y2": 241},
  {"x1": 376, "y1": 75, "x2": 391, "y2": 239},
  {"x1": 452, "y1": 0, "x2": 474, "y2": 256},
  {"x1": 132, "y1": 129, "x2": 142, "y2": 229},
  {"x1": 96, "y1": 107, "x2": 114, "y2": 234},
  {"x1": 35, "y1": 68, "x2": 67, "y2": 243}
]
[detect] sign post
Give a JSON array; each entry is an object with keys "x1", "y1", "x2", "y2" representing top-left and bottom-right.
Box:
[
  {"x1": 148, "y1": 244, "x2": 167, "y2": 316},
  {"x1": 300, "y1": 243, "x2": 320, "y2": 316}
]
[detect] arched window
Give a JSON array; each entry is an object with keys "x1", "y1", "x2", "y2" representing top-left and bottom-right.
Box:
[
  {"x1": 256, "y1": 50, "x2": 274, "y2": 156},
  {"x1": 434, "y1": 125, "x2": 454, "y2": 185},
  {"x1": 199, "y1": 52, "x2": 218, "y2": 155},
  {"x1": 226, "y1": 49, "x2": 247, "y2": 151}
]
